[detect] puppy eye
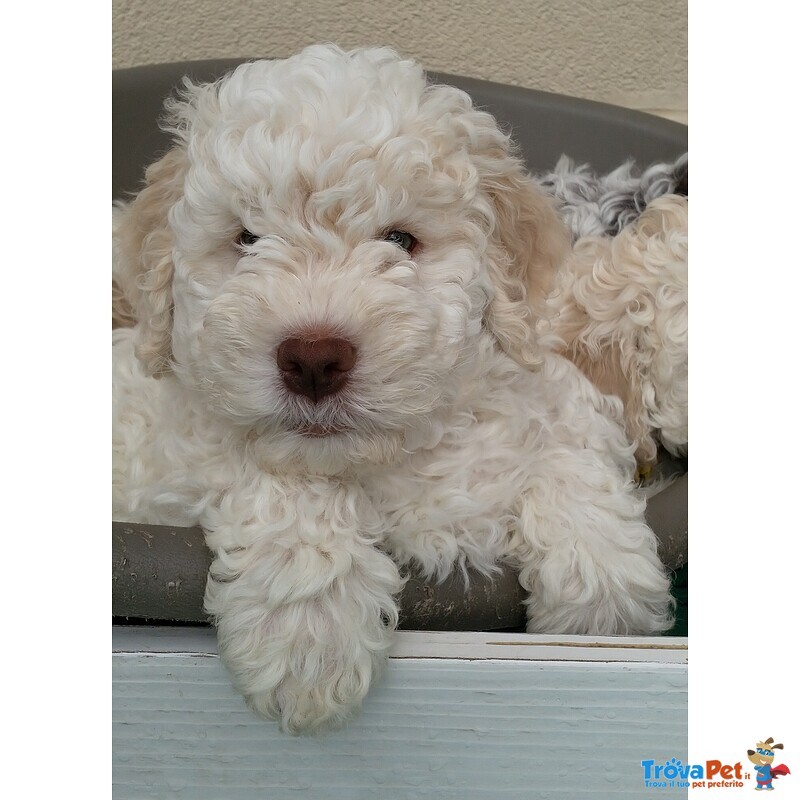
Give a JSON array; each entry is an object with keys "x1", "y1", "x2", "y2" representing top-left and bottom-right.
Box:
[
  {"x1": 383, "y1": 230, "x2": 418, "y2": 254},
  {"x1": 236, "y1": 229, "x2": 260, "y2": 248}
]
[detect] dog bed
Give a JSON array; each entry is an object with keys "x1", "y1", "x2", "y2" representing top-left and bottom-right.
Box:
[{"x1": 112, "y1": 59, "x2": 687, "y2": 633}]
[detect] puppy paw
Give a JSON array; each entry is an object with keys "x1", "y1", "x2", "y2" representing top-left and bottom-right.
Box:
[
  {"x1": 248, "y1": 662, "x2": 372, "y2": 735},
  {"x1": 214, "y1": 585, "x2": 396, "y2": 733},
  {"x1": 523, "y1": 548, "x2": 674, "y2": 636}
]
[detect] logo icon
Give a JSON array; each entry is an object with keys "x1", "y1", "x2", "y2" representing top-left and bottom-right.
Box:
[{"x1": 746, "y1": 737, "x2": 791, "y2": 791}]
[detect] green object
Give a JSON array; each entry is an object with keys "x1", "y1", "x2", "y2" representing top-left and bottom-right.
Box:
[{"x1": 666, "y1": 564, "x2": 688, "y2": 636}]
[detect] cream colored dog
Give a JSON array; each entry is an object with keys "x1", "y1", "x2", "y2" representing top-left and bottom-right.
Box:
[
  {"x1": 544, "y1": 195, "x2": 688, "y2": 467},
  {"x1": 113, "y1": 45, "x2": 673, "y2": 733}
]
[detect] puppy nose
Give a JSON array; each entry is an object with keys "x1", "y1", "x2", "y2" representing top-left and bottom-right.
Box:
[{"x1": 276, "y1": 336, "x2": 357, "y2": 402}]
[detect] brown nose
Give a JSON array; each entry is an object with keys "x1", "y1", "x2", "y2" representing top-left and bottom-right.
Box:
[{"x1": 276, "y1": 336, "x2": 357, "y2": 402}]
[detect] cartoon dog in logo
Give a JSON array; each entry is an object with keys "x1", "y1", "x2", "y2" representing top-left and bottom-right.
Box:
[{"x1": 747, "y1": 738, "x2": 791, "y2": 790}]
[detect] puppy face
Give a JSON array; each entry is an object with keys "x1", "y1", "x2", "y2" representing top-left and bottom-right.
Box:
[{"x1": 117, "y1": 46, "x2": 568, "y2": 472}]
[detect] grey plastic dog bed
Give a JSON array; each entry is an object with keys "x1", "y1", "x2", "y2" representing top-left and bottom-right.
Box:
[{"x1": 112, "y1": 59, "x2": 687, "y2": 631}]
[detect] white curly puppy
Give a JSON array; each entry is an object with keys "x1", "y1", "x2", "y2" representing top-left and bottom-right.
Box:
[
  {"x1": 544, "y1": 195, "x2": 688, "y2": 467},
  {"x1": 113, "y1": 45, "x2": 673, "y2": 734}
]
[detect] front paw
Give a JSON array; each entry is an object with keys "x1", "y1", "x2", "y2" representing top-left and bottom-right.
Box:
[
  {"x1": 205, "y1": 519, "x2": 403, "y2": 732},
  {"x1": 523, "y1": 549, "x2": 674, "y2": 636},
  {"x1": 217, "y1": 606, "x2": 394, "y2": 734},
  {"x1": 248, "y1": 652, "x2": 375, "y2": 735}
]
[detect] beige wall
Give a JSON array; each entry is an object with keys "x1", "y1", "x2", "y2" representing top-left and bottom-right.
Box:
[{"x1": 113, "y1": 0, "x2": 687, "y2": 123}]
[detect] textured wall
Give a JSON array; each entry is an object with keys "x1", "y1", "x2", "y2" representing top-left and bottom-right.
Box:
[{"x1": 112, "y1": 0, "x2": 687, "y2": 122}]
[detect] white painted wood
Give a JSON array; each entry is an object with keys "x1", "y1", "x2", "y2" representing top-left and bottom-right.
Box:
[
  {"x1": 113, "y1": 626, "x2": 688, "y2": 663},
  {"x1": 390, "y1": 630, "x2": 688, "y2": 663},
  {"x1": 113, "y1": 627, "x2": 688, "y2": 798}
]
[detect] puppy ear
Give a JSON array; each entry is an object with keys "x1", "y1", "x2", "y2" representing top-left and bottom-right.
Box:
[
  {"x1": 114, "y1": 146, "x2": 188, "y2": 376},
  {"x1": 111, "y1": 278, "x2": 136, "y2": 329},
  {"x1": 480, "y1": 150, "x2": 570, "y2": 368}
]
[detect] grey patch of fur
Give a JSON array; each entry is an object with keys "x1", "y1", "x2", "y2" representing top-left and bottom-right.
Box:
[{"x1": 537, "y1": 153, "x2": 688, "y2": 240}]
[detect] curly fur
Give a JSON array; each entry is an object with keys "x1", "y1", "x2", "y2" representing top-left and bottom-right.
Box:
[
  {"x1": 542, "y1": 195, "x2": 688, "y2": 465},
  {"x1": 112, "y1": 45, "x2": 672, "y2": 734},
  {"x1": 112, "y1": 209, "x2": 136, "y2": 328},
  {"x1": 537, "y1": 153, "x2": 688, "y2": 240}
]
